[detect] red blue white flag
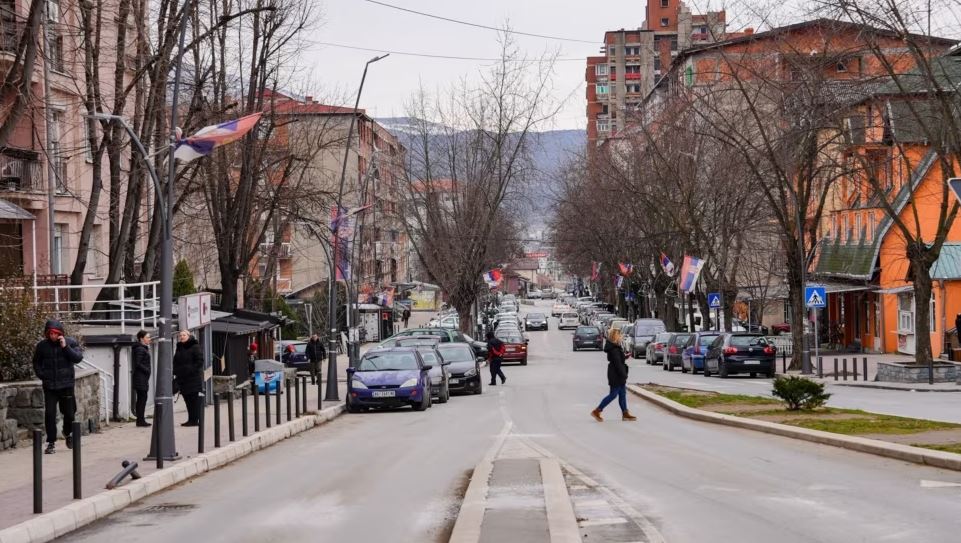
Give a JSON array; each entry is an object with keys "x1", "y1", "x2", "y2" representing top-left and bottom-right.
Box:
[
  {"x1": 618, "y1": 262, "x2": 634, "y2": 276},
  {"x1": 174, "y1": 112, "x2": 263, "y2": 162},
  {"x1": 678, "y1": 256, "x2": 705, "y2": 293},
  {"x1": 590, "y1": 262, "x2": 601, "y2": 282},
  {"x1": 659, "y1": 253, "x2": 676, "y2": 277},
  {"x1": 483, "y1": 269, "x2": 503, "y2": 284}
]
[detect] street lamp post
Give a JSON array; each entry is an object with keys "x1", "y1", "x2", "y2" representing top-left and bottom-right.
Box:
[{"x1": 325, "y1": 54, "x2": 388, "y2": 402}]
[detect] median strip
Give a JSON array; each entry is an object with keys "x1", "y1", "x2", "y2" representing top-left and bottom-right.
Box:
[{"x1": 629, "y1": 383, "x2": 961, "y2": 472}]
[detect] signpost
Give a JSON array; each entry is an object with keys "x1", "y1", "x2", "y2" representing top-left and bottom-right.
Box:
[
  {"x1": 805, "y1": 285, "x2": 827, "y2": 368},
  {"x1": 707, "y1": 293, "x2": 721, "y2": 331}
]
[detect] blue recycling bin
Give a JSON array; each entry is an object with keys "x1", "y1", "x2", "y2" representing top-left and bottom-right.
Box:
[{"x1": 252, "y1": 359, "x2": 285, "y2": 394}]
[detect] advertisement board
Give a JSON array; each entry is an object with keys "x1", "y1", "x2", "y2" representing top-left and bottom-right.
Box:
[{"x1": 178, "y1": 292, "x2": 212, "y2": 331}]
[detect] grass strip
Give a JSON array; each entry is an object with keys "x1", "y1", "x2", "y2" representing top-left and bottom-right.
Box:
[
  {"x1": 785, "y1": 413, "x2": 960, "y2": 435},
  {"x1": 655, "y1": 389, "x2": 779, "y2": 409}
]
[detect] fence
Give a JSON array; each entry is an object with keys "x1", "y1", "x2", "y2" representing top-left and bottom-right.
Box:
[{"x1": 19, "y1": 281, "x2": 160, "y2": 333}]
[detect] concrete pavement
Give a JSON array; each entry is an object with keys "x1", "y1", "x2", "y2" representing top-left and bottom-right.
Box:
[{"x1": 50, "y1": 300, "x2": 961, "y2": 542}]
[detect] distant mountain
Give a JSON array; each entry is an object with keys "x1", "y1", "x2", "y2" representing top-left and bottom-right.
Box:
[{"x1": 376, "y1": 117, "x2": 586, "y2": 228}]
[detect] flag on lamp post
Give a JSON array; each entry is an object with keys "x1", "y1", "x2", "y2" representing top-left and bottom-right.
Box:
[
  {"x1": 659, "y1": 252, "x2": 676, "y2": 277},
  {"x1": 590, "y1": 262, "x2": 602, "y2": 282},
  {"x1": 173, "y1": 112, "x2": 263, "y2": 162},
  {"x1": 678, "y1": 256, "x2": 705, "y2": 293},
  {"x1": 482, "y1": 269, "x2": 503, "y2": 286}
]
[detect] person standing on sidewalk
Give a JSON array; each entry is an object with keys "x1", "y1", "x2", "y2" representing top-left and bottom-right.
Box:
[
  {"x1": 591, "y1": 329, "x2": 636, "y2": 422},
  {"x1": 132, "y1": 330, "x2": 152, "y2": 427},
  {"x1": 305, "y1": 334, "x2": 326, "y2": 385},
  {"x1": 32, "y1": 319, "x2": 84, "y2": 454},
  {"x1": 402, "y1": 308, "x2": 411, "y2": 328},
  {"x1": 486, "y1": 330, "x2": 507, "y2": 386},
  {"x1": 173, "y1": 330, "x2": 204, "y2": 427}
]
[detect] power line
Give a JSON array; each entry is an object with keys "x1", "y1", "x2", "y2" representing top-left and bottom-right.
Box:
[
  {"x1": 315, "y1": 41, "x2": 585, "y2": 62},
  {"x1": 363, "y1": 0, "x2": 598, "y2": 44}
]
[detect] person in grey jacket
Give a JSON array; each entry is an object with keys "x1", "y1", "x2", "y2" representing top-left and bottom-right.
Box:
[
  {"x1": 132, "y1": 331, "x2": 152, "y2": 427},
  {"x1": 32, "y1": 319, "x2": 84, "y2": 454}
]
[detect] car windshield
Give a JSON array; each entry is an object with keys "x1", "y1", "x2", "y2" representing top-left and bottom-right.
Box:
[
  {"x1": 730, "y1": 335, "x2": 767, "y2": 347},
  {"x1": 673, "y1": 334, "x2": 693, "y2": 343},
  {"x1": 577, "y1": 327, "x2": 599, "y2": 335},
  {"x1": 655, "y1": 332, "x2": 672, "y2": 342},
  {"x1": 436, "y1": 345, "x2": 474, "y2": 362},
  {"x1": 403, "y1": 330, "x2": 450, "y2": 342},
  {"x1": 496, "y1": 333, "x2": 523, "y2": 343},
  {"x1": 698, "y1": 334, "x2": 720, "y2": 345},
  {"x1": 561, "y1": 313, "x2": 577, "y2": 318},
  {"x1": 527, "y1": 313, "x2": 545, "y2": 319},
  {"x1": 418, "y1": 350, "x2": 440, "y2": 365},
  {"x1": 358, "y1": 352, "x2": 420, "y2": 371}
]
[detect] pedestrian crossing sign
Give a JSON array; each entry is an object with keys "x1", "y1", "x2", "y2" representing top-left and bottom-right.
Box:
[
  {"x1": 805, "y1": 286, "x2": 827, "y2": 308},
  {"x1": 707, "y1": 293, "x2": 721, "y2": 309}
]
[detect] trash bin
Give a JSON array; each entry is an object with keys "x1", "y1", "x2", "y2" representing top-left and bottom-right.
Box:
[{"x1": 252, "y1": 359, "x2": 284, "y2": 395}]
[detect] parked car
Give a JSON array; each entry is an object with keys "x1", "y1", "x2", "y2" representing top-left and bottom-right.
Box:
[
  {"x1": 607, "y1": 319, "x2": 629, "y2": 339},
  {"x1": 551, "y1": 303, "x2": 572, "y2": 317},
  {"x1": 629, "y1": 319, "x2": 667, "y2": 359},
  {"x1": 437, "y1": 343, "x2": 483, "y2": 395},
  {"x1": 393, "y1": 338, "x2": 451, "y2": 403},
  {"x1": 346, "y1": 348, "x2": 432, "y2": 412},
  {"x1": 494, "y1": 328, "x2": 528, "y2": 365},
  {"x1": 681, "y1": 332, "x2": 721, "y2": 374},
  {"x1": 382, "y1": 327, "x2": 485, "y2": 357},
  {"x1": 558, "y1": 312, "x2": 580, "y2": 330},
  {"x1": 618, "y1": 323, "x2": 635, "y2": 353},
  {"x1": 663, "y1": 333, "x2": 693, "y2": 371},
  {"x1": 645, "y1": 332, "x2": 673, "y2": 365},
  {"x1": 274, "y1": 341, "x2": 309, "y2": 370},
  {"x1": 572, "y1": 325, "x2": 604, "y2": 351},
  {"x1": 525, "y1": 312, "x2": 549, "y2": 331},
  {"x1": 703, "y1": 333, "x2": 777, "y2": 378},
  {"x1": 528, "y1": 290, "x2": 544, "y2": 299},
  {"x1": 770, "y1": 322, "x2": 791, "y2": 335}
]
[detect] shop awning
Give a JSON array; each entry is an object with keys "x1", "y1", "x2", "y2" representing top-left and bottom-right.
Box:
[
  {"x1": 875, "y1": 285, "x2": 913, "y2": 295},
  {"x1": 820, "y1": 282, "x2": 874, "y2": 294},
  {"x1": 0, "y1": 199, "x2": 34, "y2": 220},
  {"x1": 931, "y1": 243, "x2": 961, "y2": 280}
]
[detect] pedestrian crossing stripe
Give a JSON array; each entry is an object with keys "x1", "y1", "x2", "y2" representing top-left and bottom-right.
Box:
[{"x1": 807, "y1": 291, "x2": 824, "y2": 307}]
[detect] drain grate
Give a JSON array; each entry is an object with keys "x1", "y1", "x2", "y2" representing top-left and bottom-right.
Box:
[{"x1": 140, "y1": 503, "x2": 196, "y2": 513}]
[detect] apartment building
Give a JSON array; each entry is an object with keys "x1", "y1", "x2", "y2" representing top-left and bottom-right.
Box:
[{"x1": 586, "y1": 0, "x2": 731, "y2": 145}]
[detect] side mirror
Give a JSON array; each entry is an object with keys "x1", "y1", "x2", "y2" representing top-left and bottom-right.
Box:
[
  {"x1": 346, "y1": 367, "x2": 356, "y2": 374},
  {"x1": 421, "y1": 365, "x2": 433, "y2": 371},
  {"x1": 525, "y1": 338, "x2": 530, "y2": 344},
  {"x1": 441, "y1": 361, "x2": 452, "y2": 366}
]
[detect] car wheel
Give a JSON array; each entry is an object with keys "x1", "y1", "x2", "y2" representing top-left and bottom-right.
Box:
[
  {"x1": 572, "y1": 345, "x2": 577, "y2": 352},
  {"x1": 750, "y1": 372, "x2": 757, "y2": 378},
  {"x1": 719, "y1": 361, "x2": 729, "y2": 378},
  {"x1": 474, "y1": 381, "x2": 483, "y2": 395},
  {"x1": 703, "y1": 365, "x2": 712, "y2": 377},
  {"x1": 346, "y1": 397, "x2": 361, "y2": 414},
  {"x1": 521, "y1": 357, "x2": 528, "y2": 366},
  {"x1": 438, "y1": 385, "x2": 449, "y2": 403},
  {"x1": 413, "y1": 394, "x2": 428, "y2": 411},
  {"x1": 681, "y1": 365, "x2": 688, "y2": 374},
  {"x1": 766, "y1": 371, "x2": 775, "y2": 378},
  {"x1": 662, "y1": 361, "x2": 668, "y2": 371}
]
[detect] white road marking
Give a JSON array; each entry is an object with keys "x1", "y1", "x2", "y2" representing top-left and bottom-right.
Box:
[
  {"x1": 920, "y1": 479, "x2": 961, "y2": 488},
  {"x1": 573, "y1": 499, "x2": 609, "y2": 507},
  {"x1": 578, "y1": 517, "x2": 630, "y2": 527}
]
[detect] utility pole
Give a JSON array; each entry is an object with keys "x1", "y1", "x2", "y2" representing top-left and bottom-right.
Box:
[{"x1": 41, "y1": 0, "x2": 56, "y2": 275}]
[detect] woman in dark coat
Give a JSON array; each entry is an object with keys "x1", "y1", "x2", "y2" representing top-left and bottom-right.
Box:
[
  {"x1": 131, "y1": 330, "x2": 153, "y2": 427},
  {"x1": 173, "y1": 329, "x2": 204, "y2": 426},
  {"x1": 591, "y1": 328, "x2": 637, "y2": 422}
]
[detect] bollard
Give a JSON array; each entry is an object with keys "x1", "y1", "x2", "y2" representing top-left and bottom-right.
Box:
[
  {"x1": 842, "y1": 358, "x2": 848, "y2": 381},
  {"x1": 72, "y1": 421, "x2": 82, "y2": 499},
  {"x1": 301, "y1": 376, "x2": 308, "y2": 414},
  {"x1": 817, "y1": 357, "x2": 823, "y2": 379},
  {"x1": 105, "y1": 460, "x2": 142, "y2": 490},
  {"x1": 289, "y1": 379, "x2": 295, "y2": 420},
  {"x1": 213, "y1": 393, "x2": 221, "y2": 449},
  {"x1": 198, "y1": 393, "x2": 206, "y2": 454},
  {"x1": 227, "y1": 391, "x2": 236, "y2": 442},
  {"x1": 241, "y1": 388, "x2": 248, "y2": 437},
  {"x1": 317, "y1": 377, "x2": 322, "y2": 411},
  {"x1": 834, "y1": 358, "x2": 838, "y2": 381},
  {"x1": 154, "y1": 402, "x2": 164, "y2": 469},
  {"x1": 863, "y1": 357, "x2": 869, "y2": 382},
  {"x1": 275, "y1": 382, "x2": 282, "y2": 425},
  {"x1": 853, "y1": 358, "x2": 859, "y2": 381},
  {"x1": 253, "y1": 381, "x2": 260, "y2": 432},
  {"x1": 265, "y1": 383, "x2": 272, "y2": 429},
  {"x1": 33, "y1": 429, "x2": 42, "y2": 514},
  {"x1": 781, "y1": 350, "x2": 786, "y2": 374},
  {"x1": 287, "y1": 377, "x2": 300, "y2": 420}
]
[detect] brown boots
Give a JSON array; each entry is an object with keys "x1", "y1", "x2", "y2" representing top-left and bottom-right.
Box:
[
  {"x1": 590, "y1": 409, "x2": 603, "y2": 422},
  {"x1": 622, "y1": 411, "x2": 637, "y2": 421}
]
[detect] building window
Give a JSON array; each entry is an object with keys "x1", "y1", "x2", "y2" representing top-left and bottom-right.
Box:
[
  {"x1": 52, "y1": 224, "x2": 64, "y2": 274},
  {"x1": 595, "y1": 64, "x2": 608, "y2": 76},
  {"x1": 855, "y1": 213, "x2": 862, "y2": 240},
  {"x1": 625, "y1": 46, "x2": 640, "y2": 56},
  {"x1": 87, "y1": 225, "x2": 103, "y2": 277},
  {"x1": 684, "y1": 65, "x2": 694, "y2": 86},
  {"x1": 898, "y1": 293, "x2": 914, "y2": 333},
  {"x1": 654, "y1": 57, "x2": 662, "y2": 71},
  {"x1": 837, "y1": 60, "x2": 848, "y2": 73},
  {"x1": 625, "y1": 65, "x2": 640, "y2": 74},
  {"x1": 670, "y1": 38, "x2": 678, "y2": 51},
  {"x1": 595, "y1": 84, "x2": 609, "y2": 95},
  {"x1": 660, "y1": 17, "x2": 669, "y2": 27},
  {"x1": 661, "y1": 0, "x2": 669, "y2": 6},
  {"x1": 47, "y1": 0, "x2": 59, "y2": 22},
  {"x1": 597, "y1": 119, "x2": 610, "y2": 133},
  {"x1": 83, "y1": 119, "x2": 95, "y2": 162},
  {"x1": 626, "y1": 84, "x2": 641, "y2": 94},
  {"x1": 49, "y1": 32, "x2": 64, "y2": 72},
  {"x1": 867, "y1": 214, "x2": 875, "y2": 241}
]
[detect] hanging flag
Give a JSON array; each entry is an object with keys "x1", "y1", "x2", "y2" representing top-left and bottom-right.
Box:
[
  {"x1": 616, "y1": 275, "x2": 624, "y2": 289},
  {"x1": 591, "y1": 262, "x2": 602, "y2": 282},
  {"x1": 173, "y1": 112, "x2": 263, "y2": 162},
  {"x1": 678, "y1": 256, "x2": 705, "y2": 293},
  {"x1": 618, "y1": 262, "x2": 634, "y2": 276},
  {"x1": 482, "y1": 269, "x2": 503, "y2": 284},
  {"x1": 660, "y1": 253, "x2": 676, "y2": 277},
  {"x1": 330, "y1": 205, "x2": 352, "y2": 281},
  {"x1": 375, "y1": 287, "x2": 396, "y2": 307}
]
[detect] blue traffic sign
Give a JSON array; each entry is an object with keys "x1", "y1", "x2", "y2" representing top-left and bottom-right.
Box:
[
  {"x1": 805, "y1": 285, "x2": 827, "y2": 308},
  {"x1": 707, "y1": 292, "x2": 722, "y2": 309}
]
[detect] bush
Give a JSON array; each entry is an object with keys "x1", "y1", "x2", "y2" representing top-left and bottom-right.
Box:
[
  {"x1": 0, "y1": 288, "x2": 48, "y2": 382},
  {"x1": 172, "y1": 259, "x2": 197, "y2": 298},
  {"x1": 772, "y1": 376, "x2": 831, "y2": 410}
]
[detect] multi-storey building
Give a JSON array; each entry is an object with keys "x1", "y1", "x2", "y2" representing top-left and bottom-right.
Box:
[{"x1": 586, "y1": 0, "x2": 734, "y2": 145}]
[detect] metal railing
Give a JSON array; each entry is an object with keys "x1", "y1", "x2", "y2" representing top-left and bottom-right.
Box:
[{"x1": 28, "y1": 280, "x2": 160, "y2": 333}]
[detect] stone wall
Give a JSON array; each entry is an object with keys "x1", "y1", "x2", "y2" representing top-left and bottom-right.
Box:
[
  {"x1": 876, "y1": 361, "x2": 960, "y2": 383},
  {"x1": 0, "y1": 369, "x2": 102, "y2": 450}
]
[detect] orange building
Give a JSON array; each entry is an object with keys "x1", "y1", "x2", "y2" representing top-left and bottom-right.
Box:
[{"x1": 815, "y1": 53, "x2": 961, "y2": 357}]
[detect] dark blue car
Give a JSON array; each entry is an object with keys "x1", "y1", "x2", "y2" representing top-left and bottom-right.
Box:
[
  {"x1": 346, "y1": 348, "x2": 433, "y2": 412},
  {"x1": 681, "y1": 332, "x2": 721, "y2": 374}
]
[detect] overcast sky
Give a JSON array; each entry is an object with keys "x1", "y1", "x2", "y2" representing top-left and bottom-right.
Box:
[{"x1": 302, "y1": 0, "x2": 654, "y2": 130}]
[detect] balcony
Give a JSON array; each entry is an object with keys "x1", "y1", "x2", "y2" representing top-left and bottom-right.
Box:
[
  {"x1": 0, "y1": 154, "x2": 44, "y2": 193},
  {"x1": 259, "y1": 242, "x2": 292, "y2": 259},
  {"x1": 624, "y1": 72, "x2": 641, "y2": 80},
  {"x1": 0, "y1": 17, "x2": 22, "y2": 54}
]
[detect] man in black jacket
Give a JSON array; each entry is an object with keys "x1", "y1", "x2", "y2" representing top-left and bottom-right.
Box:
[
  {"x1": 305, "y1": 334, "x2": 326, "y2": 385},
  {"x1": 173, "y1": 330, "x2": 205, "y2": 426},
  {"x1": 33, "y1": 319, "x2": 84, "y2": 454},
  {"x1": 132, "y1": 331, "x2": 153, "y2": 427}
]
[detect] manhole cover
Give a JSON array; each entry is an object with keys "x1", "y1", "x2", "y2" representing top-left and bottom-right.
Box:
[{"x1": 140, "y1": 503, "x2": 196, "y2": 513}]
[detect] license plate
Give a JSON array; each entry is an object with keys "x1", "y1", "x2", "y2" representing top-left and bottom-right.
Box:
[
  {"x1": 372, "y1": 390, "x2": 396, "y2": 398},
  {"x1": 449, "y1": 379, "x2": 460, "y2": 384},
  {"x1": 744, "y1": 360, "x2": 760, "y2": 365}
]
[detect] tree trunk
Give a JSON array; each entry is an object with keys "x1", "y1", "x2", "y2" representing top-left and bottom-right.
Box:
[
  {"x1": 911, "y1": 256, "x2": 935, "y2": 367},
  {"x1": 219, "y1": 264, "x2": 240, "y2": 312},
  {"x1": 787, "y1": 251, "x2": 806, "y2": 370}
]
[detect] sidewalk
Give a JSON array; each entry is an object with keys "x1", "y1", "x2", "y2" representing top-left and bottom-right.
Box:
[{"x1": 0, "y1": 376, "x2": 346, "y2": 531}]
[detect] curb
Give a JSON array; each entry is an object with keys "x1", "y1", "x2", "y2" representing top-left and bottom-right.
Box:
[
  {"x1": 827, "y1": 382, "x2": 961, "y2": 393},
  {"x1": 540, "y1": 458, "x2": 580, "y2": 543},
  {"x1": 627, "y1": 384, "x2": 961, "y2": 472},
  {"x1": 0, "y1": 404, "x2": 345, "y2": 543}
]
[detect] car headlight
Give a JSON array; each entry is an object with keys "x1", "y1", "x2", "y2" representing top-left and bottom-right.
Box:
[
  {"x1": 351, "y1": 379, "x2": 367, "y2": 389},
  {"x1": 400, "y1": 378, "x2": 418, "y2": 388},
  {"x1": 464, "y1": 368, "x2": 477, "y2": 377},
  {"x1": 430, "y1": 375, "x2": 441, "y2": 385}
]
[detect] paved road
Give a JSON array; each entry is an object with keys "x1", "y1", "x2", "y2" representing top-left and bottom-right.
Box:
[{"x1": 64, "y1": 301, "x2": 961, "y2": 542}]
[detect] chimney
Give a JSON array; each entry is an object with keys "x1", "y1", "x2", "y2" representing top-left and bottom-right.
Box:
[
  {"x1": 305, "y1": 95, "x2": 314, "y2": 103},
  {"x1": 744, "y1": 28, "x2": 754, "y2": 35}
]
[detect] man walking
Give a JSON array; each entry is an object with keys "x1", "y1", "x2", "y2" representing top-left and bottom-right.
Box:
[
  {"x1": 33, "y1": 319, "x2": 84, "y2": 454},
  {"x1": 402, "y1": 307, "x2": 411, "y2": 329},
  {"x1": 485, "y1": 330, "x2": 507, "y2": 386},
  {"x1": 132, "y1": 330, "x2": 152, "y2": 427},
  {"x1": 305, "y1": 333, "x2": 326, "y2": 385}
]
